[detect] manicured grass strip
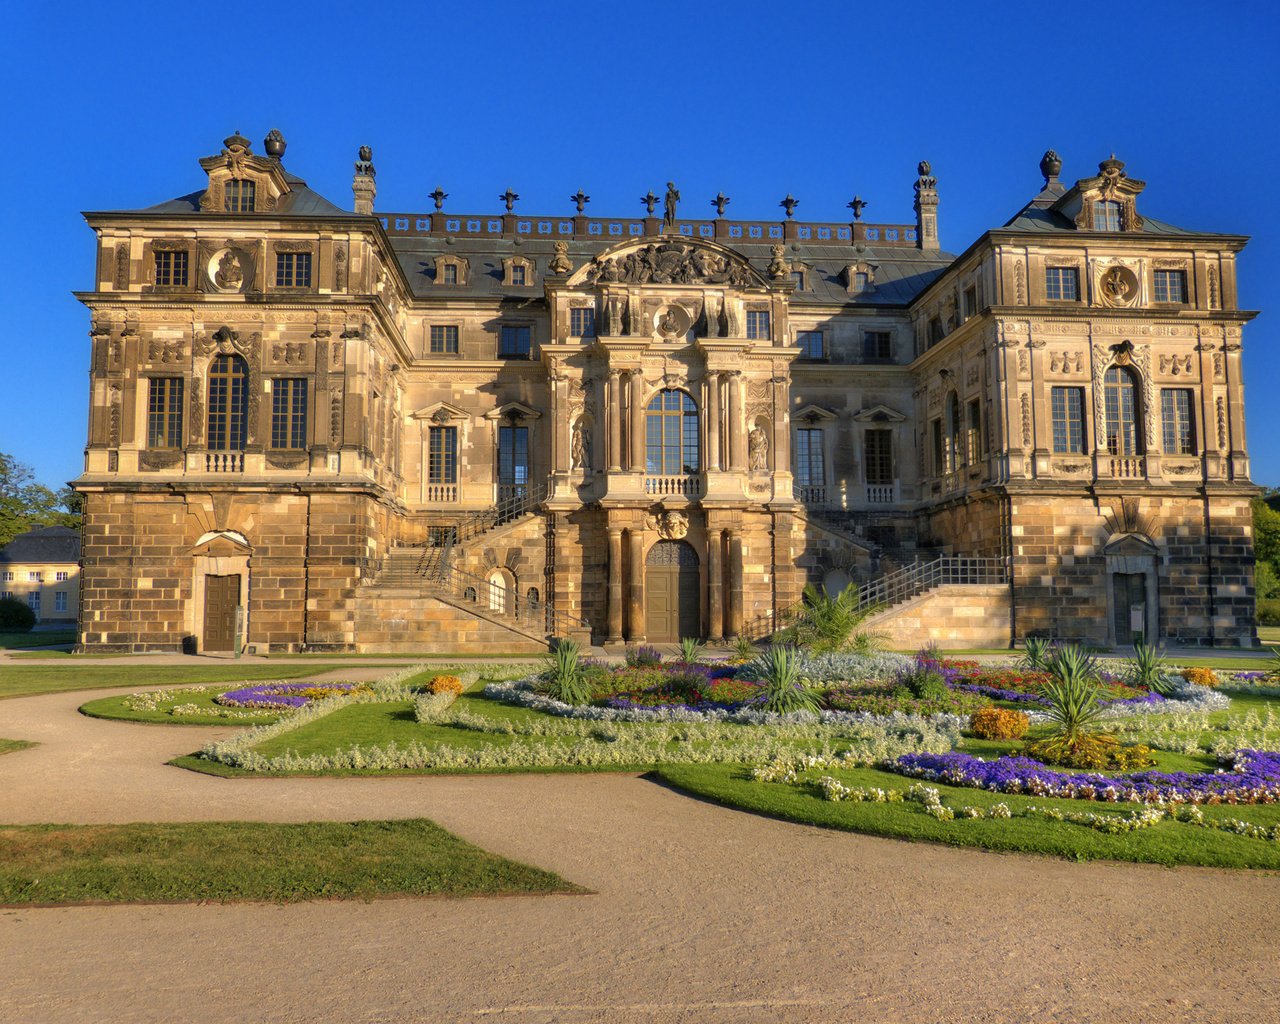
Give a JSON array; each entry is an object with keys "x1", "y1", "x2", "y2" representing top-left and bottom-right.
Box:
[
  {"x1": 0, "y1": 739, "x2": 34, "y2": 757},
  {"x1": 0, "y1": 664, "x2": 323, "y2": 700},
  {"x1": 0, "y1": 630, "x2": 76, "y2": 650},
  {"x1": 80, "y1": 687, "x2": 287, "y2": 726},
  {"x1": 0, "y1": 819, "x2": 583, "y2": 906},
  {"x1": 653, "y1": 762, "x2": 1280, "y2": 870}
]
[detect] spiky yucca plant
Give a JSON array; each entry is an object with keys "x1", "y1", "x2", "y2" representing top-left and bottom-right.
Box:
[
  {"x1": 1037, "y1": 643, "x2": 1104, "y2": 756},
  {"x1": 1129, "y1": 638, "x2": 1174, "y2": 695},
  {"x1": 731, "y1": 635, "x2": 757, "y2": 660},
  {"x1": 544, "y1": 638, "x2": 591, "y2": 705},
  {"x1": 679, "y1": 636, "x2": 701, "y2": 663},
  {"x1": 1019, "y1": 636, "x2": 1053, "y2": 671},
  {"x1": 759, "y1": 644, "x2": 821, "y2": 714}
]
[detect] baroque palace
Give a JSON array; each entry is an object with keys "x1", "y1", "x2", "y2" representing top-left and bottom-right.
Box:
[{"x1": 73, "y1": 131, "x2": 1257, "y2": 652}]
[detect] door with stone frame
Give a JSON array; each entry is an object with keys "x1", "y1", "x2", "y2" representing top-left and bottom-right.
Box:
[
  {"x1": 645, "y1": 540, "x2": 699, "y2": 643},
  {"x1": 203, "y1": 573, "x2": 240, "y2": 652},
  {"x1": 1112, "y1": 572, "x2": 1148, "y2": 644}
]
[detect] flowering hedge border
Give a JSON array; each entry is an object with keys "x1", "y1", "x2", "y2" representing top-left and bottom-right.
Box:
[{"x1": 888, "y1": 748, "x2": 1280, "y2": 805}]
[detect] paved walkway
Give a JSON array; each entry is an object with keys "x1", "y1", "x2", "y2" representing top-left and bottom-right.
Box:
[{"x1": 1, "y1": 685, "x2": 1278, "y2": 1023}]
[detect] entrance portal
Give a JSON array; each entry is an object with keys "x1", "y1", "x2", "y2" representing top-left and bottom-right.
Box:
[
  {"x1": 202, "y1": 573, "x2": 240, "y2": 652},
  {"x1": 1112, "y1": 571, "x2": 1147, "y2": 644},
  {"x1": 645, "y1": 540, "x2": 699, "y2": 642}
]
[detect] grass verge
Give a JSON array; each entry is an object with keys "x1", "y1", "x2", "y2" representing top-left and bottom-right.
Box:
[
  {"x1": 0, "y1": 818, "x2": 583, "y2": 906},
  {"x1": 80, "y1": 686, "x2": 287, "y2": 726},
  {"x1": 0, "y1": 739, "x2": 35, "y2": 757},
  {"x1": 652, "y1": 762, "x2": 1280, "y2": 870},
  {"x1": 0, "y1": 664, "x2": 324, "y2": 701},
  {"x1": 0, "y1": 630, "x2": 76, "y2": 650}
]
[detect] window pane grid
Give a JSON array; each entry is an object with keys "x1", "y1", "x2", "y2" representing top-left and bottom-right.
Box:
[
  {"x1": 863, "y1": 332, "x2": 892, "y2": 362},
  {"x1": 796, "y1": 429, "x2": 824, "y2": 486},
  {"x1": 797, "y1": 331, "x2": 824, "y2": 359},
  {"x1": 1104, "y1": 368, "x2": 1140, "y2": 455},
  {"x1": 147, "y1": 377, "x2": 184, "y2": 449},
  {"x1": 271, "y1": 378, "x2": 308, "y2": 450},
  {"x1": 570, "y1": 307, "x2": 595, "y2": 337},
  {"x1": 1162, "y1": 388, "x2": 1195, "y2": 454},
  {"x1": 646, "y1": 389, "x2": 699, "y2": 475},
  {"x1": 207, "y1": 355, "x2": 248, "y2": 451},
  {"x1": 1154, "y1": 270, "x2": 1187, "y2": 303},
  {"x1": 498, "y1": 426, "x2": 529, "y2": 488},
  {"x1": 864, "y1": 430, "x2": 893, "y2": 485},
  {"x1": 276, "y1": 252, "x2": 312, "y2": 288},
  {"x1": 1094, "y1": 200, "x2": 1121, "y2": 231},
  {"x1": 154, "y1": 250, "x2": 189, "y2": 287},
  {"x1": 428, "y1": 426, "x2": 458, "y2": 483},
  {"x1": 499, "y1": 325, "x2": 532, "y2": 358},
  {"x1": 1051, "y1": 386, "x2": 1085, "y2": 454},
  {"x1": 224, "y1": 179, "x2": 256, "y2": 213},
  {"x1": 430, "y1": 325, "x2": 459, "y2": 354},
  {"x1": 1045, "y1": 267, "x2": 1079, "y2": 301},
  {"x1": 746, "y1": 310, "x2": 771, "y2": 340}
]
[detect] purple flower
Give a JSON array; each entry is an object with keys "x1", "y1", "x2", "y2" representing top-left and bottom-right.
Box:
[{"x1": 216, "y1": 682, "x2": 364, "y2": 709}]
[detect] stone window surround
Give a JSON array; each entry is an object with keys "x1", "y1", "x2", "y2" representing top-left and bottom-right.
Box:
[
  {"x1": 1150, "y1": 259, "x2": 1193, "y2": 307},
  {"x1": 502, "y1": 255, "x2": 535, "y2": 287},
  {"x1": 426, "y1": 323, "x2": 462, "y2": 357},
  {"x1": 433, "y1": 254, "x2": 469, "y2": 286},
  {"x1": 271, "y1": 240, "x2": 316, "y2": 292},
  {"x1": 142, "y1": 238, "x2": 196, "y2": 293},
  {"x1": 1037, "y1": 255, "x2": 1086, "y2": 305},
  {"x1": 845, "y1": 261, "x2": 876, "y2": 294}
]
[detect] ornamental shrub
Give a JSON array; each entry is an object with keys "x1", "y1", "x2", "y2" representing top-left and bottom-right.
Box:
[
  {"x1": 428, "y1": 674, "x2": 464, "y2": 696},
  {"x1": 1023, "y1": 735, "x2": 1156, "y2": 771},
  {"x1": 544, "y1": 639, "x2": 591, "y2": 705},
  {"x1": 678, "y1": 637, "x2": 701, "y2": 664},
  {"x1": 1018, "y1": 636, "x2": 1053, "y2": 671},
  {"x1": 625, "y1": 644, "x2": 663, "y2": 668},
  {"x1": 1180, "y1": 666, "x2": 1221, "y2": 688},
  {"x1": 0, "y1": 596, "x2": 35, "y2": 632},
  {"x1": 759, "y1": 644, "x2": 821, "y2": 714},
  {"x1": 969, "y1": 707, "x2": 1030, "y2": 740}
]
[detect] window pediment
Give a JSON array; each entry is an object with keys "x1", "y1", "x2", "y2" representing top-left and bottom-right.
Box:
[
  {"x1": 852, "y1": 404, "x2": 907, "y2": 423},
  {"x1": 411, "y1": 401, "x2": 469, "y2": 423},
  {"x1": 483, "y1": 401, "x2": 541, "y2": 422},
  {"x1": 794, "y1": 404, "x2": 837, "y2": 424}
]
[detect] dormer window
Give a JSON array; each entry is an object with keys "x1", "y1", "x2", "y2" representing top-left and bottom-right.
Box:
[
  {"x1": 442, "y1": 264, "x2": 457, "y2": 284},
  {"x1": 1093, "y1": 200, "x2": 1122, "y2": 232},
  {"x1": 225, "y1": 179, "x2": 256, "y2": 213},
  {"x1": 511, "y1": 264, "x2": 526, "y2": 286},
  {"x1": 502, "y1": 255, "x2": 534, "y2": 287},
  {"x1": 791, "y1": 269, "x2": 806, "y2": 290},
  {"x1": 433, "y1": 255, "x2": 468, "y2": 286}
]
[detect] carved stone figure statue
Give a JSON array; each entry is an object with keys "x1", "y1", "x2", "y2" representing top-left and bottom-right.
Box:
[
  {"x1": 214, "y1": 251, "x2": 243, "y2": 290},
  {"x1": 571, "y1": 422, "x2": 590, "y2": 470},
  {"x1": 645, "y1": 510, "x2": 689, "y2": 540},
  {"x1": 663, "y1": 181, "x2": 680, "y2": 228},
  {"x1": 748, "y1": 425, "x2": 769, "y2": 470},
  {"x1": 549, "y1": 241, "x2": 573, "y2": 276},
  {"x1": 767, "y1": 244, "x2": 790, "y2": 280}
]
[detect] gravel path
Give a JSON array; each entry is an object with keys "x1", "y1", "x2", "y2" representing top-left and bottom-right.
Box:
[{"x1": 1, "y1": 686, "x2": 1278, "y2": 1023}]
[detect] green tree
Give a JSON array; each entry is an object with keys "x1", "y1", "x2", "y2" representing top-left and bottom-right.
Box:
[
  {"x1": 0, "y1": 453, "x2": 80, "y2": 548},
  {"x1": 1253, "y1": 496, "x2": 1280, "y2": 567}
]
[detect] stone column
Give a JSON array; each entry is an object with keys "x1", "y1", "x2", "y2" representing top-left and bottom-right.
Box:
[
  {"x1": 771, "y1": 375, "x2": 791, "y2": 476},
  {"x1": 707, "y1": 527, "x2": 724, "y2": 642},
  {"x1": 727, "y1": 371, "x2": 743, "y2": 470},
  {"x1": 707, "y1": 372, "x2": 722, "y2": 471},
  {"x1": 607, "y1": 526, "x2": 624, "y2": 643},
  {"x1": 627, "y1": 527, "x2": 645, "y2": 642},
  {"x1": 629, "y1": 369, "x2": 646, "y2": 473},
  {"x1": 727, "y1": 531, "x2": 744, "y2": 638},
  {"x1": 607, "y1": 369, "x2": 623, "y2": 472}
]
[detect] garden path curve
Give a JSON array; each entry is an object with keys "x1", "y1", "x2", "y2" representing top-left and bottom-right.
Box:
[{"x1": 1, "y1": 682, "x2": 1278, "y2": 1024}]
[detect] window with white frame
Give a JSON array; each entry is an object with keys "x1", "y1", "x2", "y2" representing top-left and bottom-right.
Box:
[
  {"x1": 1045, "y1": 266, "x2": 1079, "y2": 301},
  {"x1": 28, "y1": 571, "x2": 42, "y2": 582},
  {"x1": 1154, "y1": 269, "x2": 1187, "y2": 303},
  {"x1": 746, "y1": 310, "x2": 771, "y2": 340},
  {"x1": 56, "y1": 571, "x2": 68, "y2": 582},
  {"x1": 796, "y1": 331, "x2": 824, "y2": 360},
  {"x1": 28, "y1": 592, "x2": 40, "y2": 612},
  {"x1": 55, "y1": 591, "x2": 68, "y2": 612},
  {"x1": 1093, "y1": 200, "x2": 1122, "y2": 231}
]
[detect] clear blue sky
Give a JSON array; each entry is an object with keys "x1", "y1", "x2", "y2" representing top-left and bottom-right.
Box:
[{"x1": 1, "y1": 1, "x2": 1276, "y2": 490}]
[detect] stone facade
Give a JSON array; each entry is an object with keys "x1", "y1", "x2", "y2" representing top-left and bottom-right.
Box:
[{"x1": 73, "y1": 134, "x2": 1258, "y2": 651}]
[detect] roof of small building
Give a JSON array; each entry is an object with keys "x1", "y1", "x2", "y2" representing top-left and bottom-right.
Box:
[
  {"x1": 132, "y1": 175, "x2": 357, "y2": 219},
  {"x1": 0, "y1": 525, "x2": 80, "y2": 565}
]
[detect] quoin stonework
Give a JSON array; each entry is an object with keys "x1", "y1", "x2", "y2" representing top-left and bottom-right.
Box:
[{"x1": 72, "y1": 133, "x2": 1258, "y2": 653}]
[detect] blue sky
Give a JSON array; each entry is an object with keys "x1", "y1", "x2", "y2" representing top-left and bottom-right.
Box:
[{"x1": 1, "y1": 1, "x2": 1277, "y2": 489}]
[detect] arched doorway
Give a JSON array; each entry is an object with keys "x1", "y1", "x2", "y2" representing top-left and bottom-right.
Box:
[
  {"x1": 487, "y1": 569, "x2": 513, "y2": 615},
  {"x1": 645, "y1": 540, "x2": 699, "y2": 642}
]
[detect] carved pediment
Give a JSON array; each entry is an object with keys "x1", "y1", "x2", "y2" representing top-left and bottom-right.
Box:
[
  {"x1": 852, "y1": 404, "x2": 907, "y2": 423},
  {"x1": 573, "y1": 238, "x2": 765, "y2": 289},
  {"x1": 198, "y1": 131, "x2": 291, "y2": 213},
  {"x1": 189, "y1": 529, "x2": 253, "y2": 557},
  {"x1": 794, "y1": 404, "x2": 837, "y2": 424},
  {"x1": 483, "y1": 401, "x2": 542, "y2": 422},
  {"x1": 410, "y1": 401, "x2": 470, "y2": 423}
]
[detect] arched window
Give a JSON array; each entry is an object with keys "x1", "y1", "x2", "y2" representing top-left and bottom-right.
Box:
[
  {"x1": 645, "y1": 389, "x2": 699, "y2": 475},
  {"x1": 1103, "y1": 366, "x2": 1142, "y2": 456},
  {"x1": 207, "y1": 354, "x2": 249, "y2": 451}
]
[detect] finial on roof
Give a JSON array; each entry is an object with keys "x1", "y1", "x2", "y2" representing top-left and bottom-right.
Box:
[
  {"x1": 711, "y1": 192, "x2": 731, "y2": 217},
  {"x1": 429, "y1": 186, "x2": 448, "y2": 211},
  {"x1": 640, "y1": 190, "x2": 659, "y2": 216},
  {"x1": 264, "y1": 129, "x2": 286, "y2": 160},
  {"x1": 779, "y1": 194, "x2": 799, "y2": 219},
  {"x1": 847, "y1": 195, "x2": 868, "y2": 221},
  {"x1": 1039, "y1": 149, "x2": 1062, "y2": 184},
  {"x1": 224, "y1": 130, "x2": 251, "y2": 153},
  {"x1": 355, "y1": 146, "x2": 375, "y2": 177},
  {"x1": 570, "y1": 189, "x2": 591, "y2": 214},
  {"x1": 499, "y1": 188, "x2": 520, "y2": 213},
  {"x1": 1099, "y1": 153, "x2": 1125, "y2": 177}
]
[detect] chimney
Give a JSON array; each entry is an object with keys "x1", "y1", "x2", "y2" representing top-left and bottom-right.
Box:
[
  {"x1": 353, "y1": 145, "x2": 376, "y2": 216},
  {"x1": 913, "y1": 160, "x2": 938, "y2": 249}
]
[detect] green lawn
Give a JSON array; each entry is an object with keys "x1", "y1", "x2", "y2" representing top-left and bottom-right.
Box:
[
  {"x1": 653, "y1": 762, "x2": 1280, "y2": 870},
  {"x1": 0, "y1": 664, "x2": 324, "y2": 700},
  {"x1": 0, "y1": 739, "x2": 34, "y2": 757},
  {"x1": 0, "y1": 818, "x2": 582, "y2": 906},
  {"x1": 80, "y1": 686, "x2": 288, "y2": 726},
  {"x1": 0, "y1": 630, "x2": 75, "y2": 650}
]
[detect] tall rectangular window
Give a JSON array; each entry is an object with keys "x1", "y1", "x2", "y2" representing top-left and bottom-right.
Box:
[
  {"x1": 746, "y1": 310, "x2": 771, "y2": 340},
  {"x1": 1154, "y1": 269, "x2": 1188, "y2": 303},
  {"x1": 428, "y1": 426, "x2": 457, "y2": 483},
  {"x1": 962, "y1": 286, "x2": 978, "y2": 320},
  {"x1": 853, "y1": 271, "x2": 869, "y2": 293},
  {"x1": 569, "y1": 307, "x2": 596, "y2": 337},
  {"x1": 1045, "y1": 267, "x2": 1079, "y2": 301},
  {"x1": 441, "y1": 263, "x2": 458, "y2": 285},
  {"x1": 499, "y1": 325, "x2": 532, "y2": 358},
  {"x1": 28, "y1": 592, "x2": 40, "y2": 613},
  {"x1": 928, "y1": 318, "x2": 945, "y2": 347},
  {"x1": 797, "y1": 331, "x2": 824, "y2": 359},
  {"x1": 1051, "y1": 386, "x2": 1087, "y2": 454},
  {"x1": 510, "y1": 264, "x2": 527, "y2": 286},
  {"x1": 966, "y1": 399, "x2": 982, "y2": 464},
  {"x1": 1162, "y1": 388, "x2": 1196, "y2": 454},
  {"x1": 276, "y1": 251, "x2": 312, "y2": 288},
  {"x1": 863, "y1": 331, "x2": 892, "y2": 362},
  {"x1": 429, "y1": 325, "x2": 459, "y2": 354},
  {"x1": 864, "y1": 430, "x2": 893, "y2": 485},
  {"x1": 1093, "y1": 200, "x2": 1122, "y2": 231},
  {"x1": 931, "y1": 420, "x2": 944, "y2": 475},
  {"x1": 224, "y1": 179, "x2": 256, "y2": 212},
  {"x1": 271, "y1": 378, "x2": 308, "y2": 449},
  {"x1": 795, "y1": 428, "x2": 824, "y2": 486},
  {"x1": 498, "y1": 425, "x2": 530, "y2": 500},
  {"x1": 146, "y1": 377, "x2": 184, "y2": 449},
  {"x1": 153, "y1": 250, "x2": 189, "y2": 287},
  {"x1": 55, "y1": 591, "x2": 68, "y2": 612}
]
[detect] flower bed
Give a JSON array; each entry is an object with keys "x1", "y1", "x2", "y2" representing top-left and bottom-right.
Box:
[
  {"x1": 215, "y1": 681, "x2": 373, "y2": 710},
  {"x1": 889, "y1": 748, "x2": 1280, "y2": 805}
]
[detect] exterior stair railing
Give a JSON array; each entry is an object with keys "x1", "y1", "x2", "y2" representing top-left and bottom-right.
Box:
[{"x1": 434, "y1": 564, "x2": 591, "y2": 640}]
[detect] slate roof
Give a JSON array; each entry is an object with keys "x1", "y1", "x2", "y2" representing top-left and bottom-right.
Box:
[
  {"x1": 1002, "y1": 205, "x2": 1209, "y2": 236},
  {"x1": 129, "y1": 179, "x2": 357, "y2": 219},
  {"x1": 389, "y1": 234, "x2": 955, "y2": 308},
  {"x1": 0, "y1": 526, "x2": 80, "y2": 565}
]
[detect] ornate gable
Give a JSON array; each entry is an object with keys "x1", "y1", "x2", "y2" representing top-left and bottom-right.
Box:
[
  {"x1": 198, "y1": 131, "x2": 292, "y2": 214},
  {"x1": 1051, "y1": 155, "x2": 1146, "y2": 232}
]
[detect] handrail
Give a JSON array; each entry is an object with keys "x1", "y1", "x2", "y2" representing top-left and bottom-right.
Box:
[
  {"x1": 855, "y1": 555, "x2": 1008, "y2": 611},
  {"x1": 436, "y1": 564, "x2": 591, "y2": 640}
]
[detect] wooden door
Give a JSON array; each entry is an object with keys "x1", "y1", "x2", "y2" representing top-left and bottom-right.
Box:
[
  {"x1": 645, "y1": 541, "x2": 699, "y2": 643},
  {"x1": 1112, "y1": 572, "x2": 1146, "y2": 644},
  {"x1": 203, "y1": 574, "x2": 240, "y2": 652}
]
